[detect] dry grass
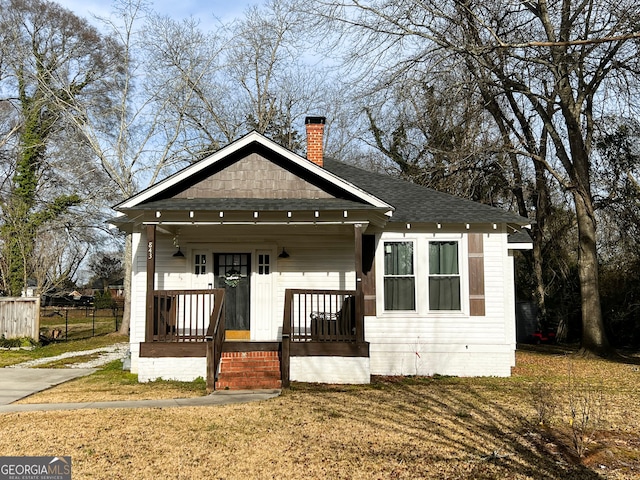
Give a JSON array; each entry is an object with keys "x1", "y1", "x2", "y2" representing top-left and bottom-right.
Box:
[
  {"x1": 15, "y1": 360, "x2": 206, "y2": 404},
  {"x1": 1, "y1": 347, "x2": 639, "y2": 479}
]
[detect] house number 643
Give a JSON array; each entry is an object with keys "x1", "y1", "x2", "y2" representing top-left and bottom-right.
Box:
[{"x1": 148, "y1": 241, "x2": 153, "y2": 260}]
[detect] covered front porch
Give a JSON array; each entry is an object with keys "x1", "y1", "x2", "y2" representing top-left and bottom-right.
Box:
[{"x1": 138, "y1": 222, "x2": 372, "y2": 391}]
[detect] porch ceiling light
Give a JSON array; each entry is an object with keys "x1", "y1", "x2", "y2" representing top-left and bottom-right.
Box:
[
  {"x1": 278, "y1": 247, "x2": 290, "y2": 259},
  {"x1": 173, "y1": 229, "x2": 185, "y2": 258}
]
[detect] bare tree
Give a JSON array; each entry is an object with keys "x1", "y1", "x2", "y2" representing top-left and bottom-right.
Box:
[
  {"x1": 227, "y1": 0, "x2": 314, "y2": 146},
  {"x1": 362, "y1": 77, "x2": 526, "y2": 211},
  {"x1": 54, "y1": 0, "x2": 329, "y2": 334},
  {"x1": 141, "y1": 13, "x2": 233, "y2": 157},
  {"x1": 0, "y1": 0, "x2": 124, "y2": 296},
  {"x1": 142, "y1": 0, "x2": 333, "y2": 156},
  {"x1": 53, "y1": 0, "x2": 221, "y2": 334},
  {"x1": 315, "y1": 0, "x2": 640, "y2": 355}
]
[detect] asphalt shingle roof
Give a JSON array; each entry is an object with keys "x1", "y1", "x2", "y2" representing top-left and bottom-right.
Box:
[
  {"x1": 323, "y1": 158, "x2": 528, "y2": 225},
  {"x1": 508, "y1": 228, "x2": 533, "y2": 244},
  {"x1": 127, "y1": 197, "x2": 382, "y2": 212},
  {"x1": 118, "y1": 133, "x2": 529, "y2": 228}
]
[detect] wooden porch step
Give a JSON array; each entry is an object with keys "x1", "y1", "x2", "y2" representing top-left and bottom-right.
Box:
[{"x1": 215, "y1": 350, "x2": 282, "y2": 390}]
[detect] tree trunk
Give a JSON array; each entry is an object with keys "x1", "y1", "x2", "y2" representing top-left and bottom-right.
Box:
[
  {"x1": 533, "y1": 160, "x2": 549, "y2": 331},
  {"x1": 573, "y1": 190, "x2": 610, "y2": 355},
  {"x1": 118, "y1": 233, "x2": 132, "y2": 336}
]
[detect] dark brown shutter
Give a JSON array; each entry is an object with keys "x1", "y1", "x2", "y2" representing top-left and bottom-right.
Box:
[
  {"x1": 468, "y1": 234, "x2": 486, "y2": 316},
  {"x1": 362, "y1": 234, "x2": 376, "y2": 316}
]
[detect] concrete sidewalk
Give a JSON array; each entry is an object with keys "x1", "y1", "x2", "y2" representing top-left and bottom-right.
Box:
[
  {"x1": 0, "y1": 389, "x2": 282, "y2": 414},
  {"x1": 0, "y1": 366, "x2": 281, "y2": 414},
  {"x1": 0, "y1": 368, "x2": 97, "y2": 405}
]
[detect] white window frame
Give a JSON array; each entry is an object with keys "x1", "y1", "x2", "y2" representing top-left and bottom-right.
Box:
[
  {"x1": 427, "y1": 239, "x2": 462, "y2": 312},
  {"x1": 382, "y1": 240, "x2": 417, "y2": 312}
]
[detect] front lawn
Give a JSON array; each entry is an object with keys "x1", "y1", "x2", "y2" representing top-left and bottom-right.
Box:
[{"x1": 1, "y1": 347, "x2": 638, "y2": 479}]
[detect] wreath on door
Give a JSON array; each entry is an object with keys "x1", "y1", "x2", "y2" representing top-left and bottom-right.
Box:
[{"x1": 224, "y1": 269, "x2": 241, "y2": 288}]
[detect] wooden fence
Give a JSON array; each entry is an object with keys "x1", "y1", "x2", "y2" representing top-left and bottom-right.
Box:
[{"x1": 0, "y1": 297, "x2": 40, "y2": 339}]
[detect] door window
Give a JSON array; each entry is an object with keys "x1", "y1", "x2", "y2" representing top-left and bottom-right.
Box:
[
  {"x1": 258, "y1": 254, "x2": 270, "y2": 275},
  {"x1": 194, "y1": 254, "x2": 207, "y2": 275}
]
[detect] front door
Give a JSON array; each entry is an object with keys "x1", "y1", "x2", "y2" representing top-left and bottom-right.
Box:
[{"x1": 214, "y1": 253, "x2": 251, "y2": 340}]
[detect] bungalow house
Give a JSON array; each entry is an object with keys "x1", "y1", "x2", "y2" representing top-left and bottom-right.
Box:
[{"x1": 112, "y1": 117, "x2": 531, "y2": 391}]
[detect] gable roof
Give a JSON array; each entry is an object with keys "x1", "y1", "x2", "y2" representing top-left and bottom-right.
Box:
[
  {"x1": 323, "y1": 159, "x2": 529, "y2": 226},
  {"x1": 114, "y1": 131, "x2": 392, "y2": 212},
  {"x1": 113, "y1": 130, "x2": 529, "y2": 229}
]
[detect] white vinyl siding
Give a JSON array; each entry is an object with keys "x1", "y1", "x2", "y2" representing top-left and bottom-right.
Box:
[
  {"x1": 129, "y1": 224, "x2": 518, "y2": 380},
  {"x1": 369, "y1": 230, "x2": 515, "y2": 377}
]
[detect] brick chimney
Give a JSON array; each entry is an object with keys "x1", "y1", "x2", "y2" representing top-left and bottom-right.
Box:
[{"x1": 305, "y1": 116, "x2": 326, "y2": 167}]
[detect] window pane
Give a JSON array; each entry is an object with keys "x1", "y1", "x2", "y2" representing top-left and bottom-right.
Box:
[
  {"x1": 429, "y1": 242, "x2": 458, "y2": 275},
  {"x1": 383, "y1": 242, "x2": 415, "y2": 311},
  {"x1": 195, "y1": 254, "x2": 206, "y2": 275},
  {"x1": 384, "y1": 277, "x2": 416, "y2": 310},
  {"x1": 258, "y1": 254, "x2": 270, "y2": 275},
  {"x1": 384, "y1": 242, "x2": 413, "y2": 275},
  {"x1": 429, "y1": 277, "x2": 461, "y2": 310}
]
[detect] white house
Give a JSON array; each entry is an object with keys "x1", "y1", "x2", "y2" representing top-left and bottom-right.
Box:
[{"x1": 112, "y1": 117, "x2": 531, "y2": 390}]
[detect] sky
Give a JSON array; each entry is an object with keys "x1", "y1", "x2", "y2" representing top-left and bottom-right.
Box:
[{"x1": 55, "y1": 0, "x2": 264, "y2": 29}]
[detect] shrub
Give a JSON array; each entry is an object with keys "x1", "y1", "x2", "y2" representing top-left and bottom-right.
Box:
[
  {"x1": 530, "y1": 380, "x2": 556, "y2": 426},
  {"x1": 0, "y1": 335, "x2": 37, "y2": 348},
  {"x1": 566, "y1": 363, "x2": 605, "y2": 458}
]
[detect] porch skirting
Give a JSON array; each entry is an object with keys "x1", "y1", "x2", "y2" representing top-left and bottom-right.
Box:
[
  {"x1": 290, "y1": 356, "x2": 370, "y2": 384},
  {"x1": 138, "y1": 356, "x2": 206, "y2": 382}
]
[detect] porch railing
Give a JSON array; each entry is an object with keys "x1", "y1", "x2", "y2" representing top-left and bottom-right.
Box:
[
  {"x1": 205, "y1": 290, "x2": 226, "y2": 393},
  {"x1": 282, "y1": 288, "x2": 365, "y2": 388},
  {"x1": 283, "y1": 289, "x2": 361, "y2": 343},
  {"x1": 151, "y1": 289, "x2": 224, "y2": 342}
]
